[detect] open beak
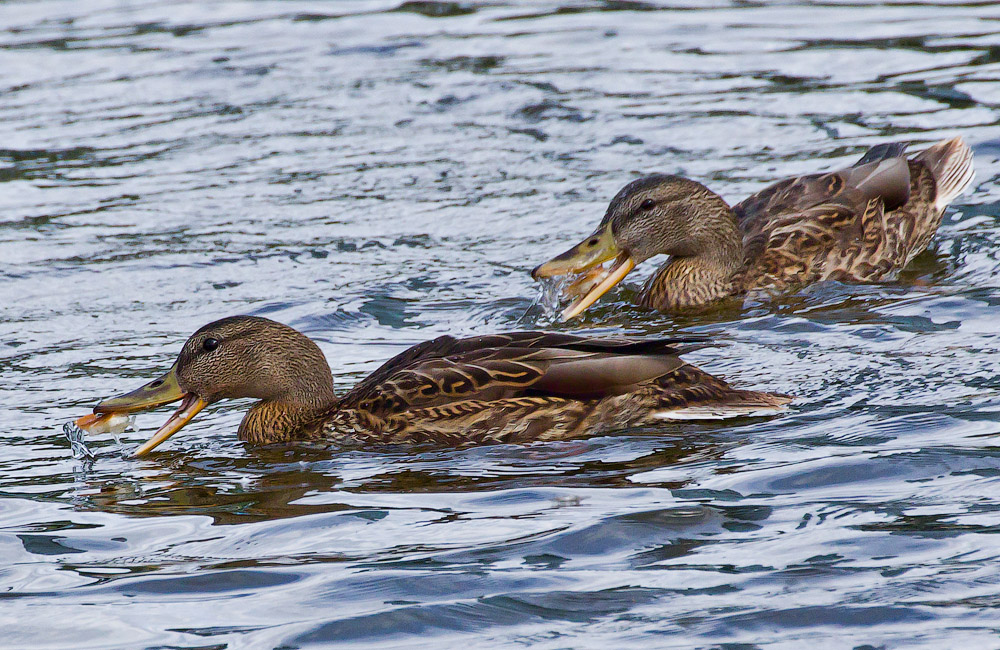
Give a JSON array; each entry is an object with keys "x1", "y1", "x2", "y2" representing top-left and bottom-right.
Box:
[
  {"x1": 531, "y1": 224, "x2": 636, "y2": 320},
  {"x1": 93, "y1": 364, "x2": 208, "y2": 457},
  {"x1": 559, "y1": 254, "x2": 635, "y2": 320}
]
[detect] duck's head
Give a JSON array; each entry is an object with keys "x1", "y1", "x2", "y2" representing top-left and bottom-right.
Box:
[
  {"x1": 532, "y1": 174, "x2": 735, "y2": 319},
  {"x1": 94, "y1": 316, "x2": 335, "y2": 457}
]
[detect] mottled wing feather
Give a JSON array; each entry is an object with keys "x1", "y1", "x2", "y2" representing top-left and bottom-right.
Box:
[
  {"x1": 344, "y1": 345, "x2": 689, "y2": 413},
  {"x1": 894, "y1": 159, "x2": 945, "y2": 264},
  {"x1": 328, "y1": 359, "x2": 787, "y2": 445},
  {"x1": 739, "y1": 201, "x2": 867, "y2": 291},
  {"x1": 341, "y1": 331, "x2": 708, "y2": 409},
  {"x1": 367, "y1": 348, "x2": 550, "y2": 409},
  {"x1": 343, "y1": 332, "x2": 574, "y2": 400},
  {"x1": 376, "y1": 396, "x2": 597, "y2": 445},
  {"x1": 738, "y1": 156, "x2": 943, "y2": 290},
  {"x1": 734, "y1": 157, "x2": 910, "y2": 232},
  {"x1": 328, "y1": 330, "x2": 790, "y2": 445}
]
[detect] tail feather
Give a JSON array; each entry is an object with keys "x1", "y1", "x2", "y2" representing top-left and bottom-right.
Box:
[
  {"x1": 915, "y1": 137, "x2": 975, "y2": 210},
  {"x1": 655, "y1": 389, "x2": 792, "y2": 421}
]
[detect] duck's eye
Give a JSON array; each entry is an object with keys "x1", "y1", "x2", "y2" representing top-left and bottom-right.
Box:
[
  {"x1": 202, "y1": 338, "x2": 219, "y2": 352},
  {"x1": 639, "y1": 198, "x2": 656, "y2": 211}
]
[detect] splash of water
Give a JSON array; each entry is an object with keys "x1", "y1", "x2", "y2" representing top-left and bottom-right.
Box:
[
  {"x1": 520, "y1": 276, "x2": 574, "y2": 324},
  {"x1": 63, "y1": 421, "x2": 96, "y2": 460}
]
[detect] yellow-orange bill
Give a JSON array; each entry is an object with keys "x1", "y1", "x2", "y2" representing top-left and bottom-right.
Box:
[
  {"x1": 94, "y1": 364, "x2": 185, "y2": 414},
  {"x1": 531, "y1": 224, "x2": 618, "y2": 280},
  {"x1": 563, "y1": 266, "x2": 609, "y2": 300},
  {"x1": 560, "y1": 255, "x2": 636, "y2": 321},
  {"x1": 131, "y1": 394, "x2": 208, "y2": 458}
]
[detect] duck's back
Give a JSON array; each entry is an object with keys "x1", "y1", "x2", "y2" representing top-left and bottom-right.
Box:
[
  {"x1": 731, "y1": 137, "x2": 973, "y2": 293},
  {"x1": 329, "y1": 332, "x2": 788, "y2": 444}
]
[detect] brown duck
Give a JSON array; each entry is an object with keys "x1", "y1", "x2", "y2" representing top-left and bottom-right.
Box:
[
  {"x1": 533, "y1": 137, "x2": 975, "y2": 319},
  {"x1": 83, "y1": 316, "x2": 790, "y2": 456}
]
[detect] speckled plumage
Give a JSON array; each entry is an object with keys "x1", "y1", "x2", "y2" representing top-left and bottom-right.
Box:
[
  {"x1": 322, "y1": 332, "x2": 789, "y2": 445},
  {"x1": 535, "y1": 138, "x2": 974, "y2": 316}
]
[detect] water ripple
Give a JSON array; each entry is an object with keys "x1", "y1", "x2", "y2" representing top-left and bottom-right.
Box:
[{"x1": 3, "y1": 0, "x2": 1000, "y2": 648}]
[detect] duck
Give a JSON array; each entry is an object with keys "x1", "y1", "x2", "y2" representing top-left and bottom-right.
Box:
[
  {"x1": 532, "y1": 137, "x2": 975, "y2": 319},
  {"x1": 84, "y1": 315, "x2": 790, "y2": 456}
]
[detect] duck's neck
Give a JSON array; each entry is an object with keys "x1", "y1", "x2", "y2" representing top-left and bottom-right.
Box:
[
  {"x1": 238, "y1": 393, "x2": 337, "y2": 445},
  {"x1": 641, "y1": 207, "x2": 744, "y2": 312}
]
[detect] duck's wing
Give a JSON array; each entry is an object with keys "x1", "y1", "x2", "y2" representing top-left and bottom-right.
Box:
[
  {"x1": 733, "y1": 143, "x2": 913, "y2": 234},
  {"x1": 339, "y1": 332, "x2": 709, "y2": 413},
  {"x1": 733, "y1": 142, "x2": 912, "y2": 287},
  {"x1": 735, "y1": 138, "x2": 974, "y2": 288},
  {"x1": 737, "y1": 198, "x2": 889, "y2": 290},
  {"x1": 335, "y1": 332, "x2": 790, "y2": 445}
]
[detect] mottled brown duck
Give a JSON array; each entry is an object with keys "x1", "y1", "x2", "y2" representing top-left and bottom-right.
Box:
[
  {"x1": 533, "y1": 137, "x2": 975, "y2": 319},
  {"x1": 84, "y1": 315, "x2": 790, "y2": 456}
]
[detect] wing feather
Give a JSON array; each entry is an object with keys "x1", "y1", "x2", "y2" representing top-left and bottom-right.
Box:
[
  {"x1": 340, "y1": 333, "x2": 698, "y2": 414},
  {"x1": 734, "y1": 145, "x2": 911, "y2": 237}
]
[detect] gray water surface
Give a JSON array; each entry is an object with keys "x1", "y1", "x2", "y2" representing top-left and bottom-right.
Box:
[{"x1": 4, "y1": 1, "x2": 1000, "y2": 648}]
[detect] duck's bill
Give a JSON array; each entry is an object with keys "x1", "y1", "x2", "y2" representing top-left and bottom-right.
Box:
[
  {"x1": 95, "y1": 364, "x2": 185, "y2": 413},
  {"x1": 559, "y1": 254, "x2": 635, "y2": 320},
  {"x1": 531, "y1": 224, "x2": 619, "y2": 280},
  {"x1": 531, "y1": 225, "x2": 636, "y2": 320},
  {"x1": 93, "y1": 365, "x2": 207, "y2": 457},
  {"x1": 131, "y1": 394, "x2": 207, "y2": 457}
]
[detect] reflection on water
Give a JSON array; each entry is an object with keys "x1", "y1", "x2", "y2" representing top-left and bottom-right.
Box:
[{"x1": 3, "y1": 0, "x2": 1000, "y2": 647}]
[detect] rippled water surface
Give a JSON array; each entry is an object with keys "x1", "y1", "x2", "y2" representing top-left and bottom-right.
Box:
[{"x1": 4, "y1": 1, "x2": 1000, "y2": 647}]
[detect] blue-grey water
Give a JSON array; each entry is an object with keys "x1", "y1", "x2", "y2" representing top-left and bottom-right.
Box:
[{"x1": 3, "y1": 1, "x2": 1000, "y2": 648}]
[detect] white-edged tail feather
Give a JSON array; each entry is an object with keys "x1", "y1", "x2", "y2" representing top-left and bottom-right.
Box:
[
  {"x1": 655, "y1": 389, "x2": 792, "y2": 421},
  {"x1": 916, "y1": 137, "x2": 975, "y2": 211},
  {"x1": 655, "y1": 403, "x2": 790, "y2": 421}
]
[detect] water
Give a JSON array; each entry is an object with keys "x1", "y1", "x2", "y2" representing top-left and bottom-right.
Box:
[{"x1": 3, "y1": 0, "x2": 1000, "y2": 647}]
